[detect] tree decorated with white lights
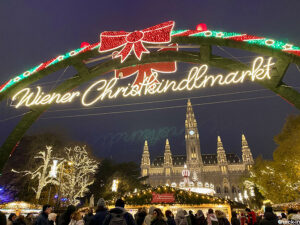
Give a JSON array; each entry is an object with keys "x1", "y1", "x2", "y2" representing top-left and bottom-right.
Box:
[
  {"x1": 60, "y1": 146, "x2": 97, "y2": 205},
  {"x1": 12, "y1": 146, "x2": 59, "y2": 200}
]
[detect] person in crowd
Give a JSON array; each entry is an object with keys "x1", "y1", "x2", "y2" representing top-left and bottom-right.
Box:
[
  {"x1": 151, "y1": 208, "x2": 167, "y2": 225},
  {"x1": 8, "y1": 214, "x2": 17, "y2": 225},
  {"x1": 144, "y1": 207, "x2": 155, "y2": 225},
  {"x1": 35, "y1": 205, "x2": 52, "y2": 225},
  {"x1": 206, "y1": 209, "x2": 218, "y2": 225},
  {"x1": 25, "y1": 214, "x2": 34, "y2": 225},
  {"x1": 83, "y1": 209, "x2": 93, "y2": 225},
  {"x1": 58, "y1": 205, "x2": 76, "y2": 225},
  {"x1": 165, "y1": 210, "x2": 176, "y2": 225},
  {"x1": 0, "y1": 211, "x2": 6, "y2": 225},
  {"x1": 135, "y1": 208, "x2": 147, "y2": 225},
  {"x1": 215, "y1": 210, "x2": 229, "y2": 225},
  {"x1": 240, "y1": 213, "x2": 246, "y2": 225},
  {"x1": 69, "y1": 212, "x2": 84, "y2": 225},
  {"x1": 194, "y1": 210, "x2": 206, "y2": 225},
  {"x1": 187, "y1": 211, "x2": 194, "y2": 225},
  {"x1": 245, "y1": 208, "x2": 256, "y2": 225},
  {"x1": 90, "y1": 198, "x2": 108, "y2": 225},
  {"x1": 102, "y1": 199, "x2": 135, "y2": 225},
  {"x1": 258, "y1": 206, "x2": 277, "y2": 225},
  {"x1": 230, "y1": 212, "x2": 240, "y2": 225},
  {"x1": 49, "y1": 214, "x2": 57, "y2": 225},
  {"x1": 14, "y1": 215, "x2": 26, "y2": 225},
  {"x1": 175, "y1": 209, "x2": 188, "y2": 225}
]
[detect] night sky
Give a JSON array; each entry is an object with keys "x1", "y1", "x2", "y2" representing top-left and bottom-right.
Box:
[{"x1": 0, "y1": 0, "x2": 300, "y2": 163}]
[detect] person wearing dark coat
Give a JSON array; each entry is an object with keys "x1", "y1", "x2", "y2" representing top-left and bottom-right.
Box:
[
  {"x1": 83, "y1": 209, "x2": 94, "y2": 225},
  {"x1": 165, "y1": 210, "x2": 176, "y2": 225},
  {"x1": 194, "y1": 210, "x2": 207, "y2": 225},
  {"x1": 90, "y1": 199, "x2": 108, "y2": 225},
  {"x1": 35, "y1": 205, "x2": 52, "y2": 225},
  {"x1": 215, "y1": 210, "x2": 230, "y2": 225},
  {"x1": 13, "y1": 215, "x2": 26, "y2": 225},
  {"x1": 0, "y1": 211, "x2": 6, "y2": 225},
  {"x1": 231, "y1": 212, "x2": 240, "y2": 225},
  {"x1": 258, "y1": 207, "x2": 278, "y2": 225},
  {"x1": 151, "y1": 209, "x2": 167, "y2": 225},
  {"x1": 135, "y1": 208, "x2": 147, "y2": 225},
  {"x1": 58, "y1": 205, "x2": 76, "y2": 225},
  {"x1": 102, "y1": 199, "x2": 135, "y2": 225}
]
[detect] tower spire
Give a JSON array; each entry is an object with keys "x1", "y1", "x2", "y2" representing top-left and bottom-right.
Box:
[
  {"x1": 217, "y1": 136, "x2": 227, "y2": 164},
  {"x1": 185, "y1": 99, "x2": 203, "y2": 169},
  {"x1": 164, "y1": 138, "x2": 172, "y2": 176},
  {"x1": 241, "y1": 134, "x2": 254, "y2": 167}
]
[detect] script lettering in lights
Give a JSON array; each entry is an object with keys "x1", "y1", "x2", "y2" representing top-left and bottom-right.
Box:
[{"x1": 11, "y1": 57, "x2": 274, "y2": 109}]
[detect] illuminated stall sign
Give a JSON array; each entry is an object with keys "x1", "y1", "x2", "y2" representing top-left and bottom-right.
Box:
[{"x1": 11, "y1": 57, "x2": 274, "y2": 109}]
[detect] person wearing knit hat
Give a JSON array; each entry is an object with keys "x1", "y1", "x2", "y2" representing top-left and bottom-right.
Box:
[{"x1": 90, "y1": 199, "x2": 108, "y2": 225}]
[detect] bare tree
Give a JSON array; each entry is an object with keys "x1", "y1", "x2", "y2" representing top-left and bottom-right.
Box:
[
  {"x1": 60, "y1": 146, "x2": 97, "y2": 205},
  {"x1": 12, "y1": 146, "x2": 59, "y2": 200}
]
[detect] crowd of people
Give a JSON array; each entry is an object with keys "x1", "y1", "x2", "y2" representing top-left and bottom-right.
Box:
[{"x1": 1, "y1": 199, "x2": 300, "y2": 225}]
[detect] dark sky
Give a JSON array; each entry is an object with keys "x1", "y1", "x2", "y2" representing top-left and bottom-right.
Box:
[{"x1": 0, "y1": 0, "x2": 300, "y2": 163}]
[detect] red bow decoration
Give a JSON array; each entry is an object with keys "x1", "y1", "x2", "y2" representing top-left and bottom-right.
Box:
[
  {"x1": 99, "y1": 21, "x2": 175, "y2": 63},
  {"x1": 115, "y1": 44, "x2": 178, "y2": 86}
]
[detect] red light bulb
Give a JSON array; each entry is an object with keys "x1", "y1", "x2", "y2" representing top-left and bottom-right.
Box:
[{"x1": 196, "y1": 23, "x2": 207, "y2": 31}]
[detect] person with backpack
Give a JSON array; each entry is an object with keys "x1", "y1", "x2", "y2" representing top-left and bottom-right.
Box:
[
  {"x1": 151, "y1": 209, "x2": 167, "y2": 225},
  {"x1": 90, "y1": 198, "x2": 108, "y2": 225},
  {"x1": 103, "y1": 199, "x2": 136, "y2": 225},
  {"x1": 245, "y1": 208, "x2": 257, "y2": 225},
  {"x1": 206, "y1": 209, "x2": 218, "y2": 225}
]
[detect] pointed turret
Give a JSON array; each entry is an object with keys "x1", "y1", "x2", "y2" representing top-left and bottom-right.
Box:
[
  {"x1": 141, "y1": 140, "x2": 150, "y2": 177},
  {"x1": 217, "y1": 136, "x2": 227, "y2": 164},
  {"x1": 164, "y1": 139, "x2": 173, "y2": 176},
  {"x1": 185, "y1": 99, "x2": 203, "y2": 168},
  {"x1": 241, "y1": 134, "x2": 254, "y2": 167}
]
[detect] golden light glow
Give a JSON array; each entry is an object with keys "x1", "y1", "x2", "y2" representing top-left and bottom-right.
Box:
[{"x1": 12, "y1": 57, "x2": 274, "y2": 109}]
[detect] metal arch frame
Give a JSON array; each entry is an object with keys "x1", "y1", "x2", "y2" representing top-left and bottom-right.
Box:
[{"x1": 1, "y1": 35, "x2": 300, "y2": 172}]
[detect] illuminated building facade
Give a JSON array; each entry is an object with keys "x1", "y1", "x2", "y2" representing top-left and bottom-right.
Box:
[{"x1": 140, "y1": 100, "x2": 254, "y2": 200}]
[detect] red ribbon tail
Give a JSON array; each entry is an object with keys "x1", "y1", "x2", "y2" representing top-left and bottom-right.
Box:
[
  {"x1": 116, "y1": 43, "x2": 134, "y2": 63},
  {"x1": 133, "y1": 42, "x2": 149, "y2": 60}
]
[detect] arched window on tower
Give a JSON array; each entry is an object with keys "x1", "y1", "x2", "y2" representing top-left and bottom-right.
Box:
[{"x1": 216, "y1": 186, "x2": 221, "y2": 194}]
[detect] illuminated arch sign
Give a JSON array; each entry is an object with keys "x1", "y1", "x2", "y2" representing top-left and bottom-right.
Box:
[
  {"x1": 11, "y1": 56, "x2": 274, "y2": 108},
  {"x1": 1, "y1": 20, "x2": 300, "y2": 174}
]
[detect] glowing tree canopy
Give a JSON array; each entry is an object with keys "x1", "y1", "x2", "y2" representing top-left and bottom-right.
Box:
[{"x1": 60, "y1": 146, "x2": 98, "y2": 205}]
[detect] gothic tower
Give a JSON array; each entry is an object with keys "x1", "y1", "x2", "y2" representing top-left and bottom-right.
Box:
[
  {"x1": 163, "y1": 139, "x2": 173, "y2": 178},
  {"x1": 185, "y1": 99, "x2": 203, "y2": 170},
  {"x1": 241, "y1": 134, "x2": 254, "y2": 170},
  {"x1": 141, "y1": 140, "x2": 150, "y2": 177},
  {"x1": 217, "y1": 136, "x2": 228, "y2": 174}
]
